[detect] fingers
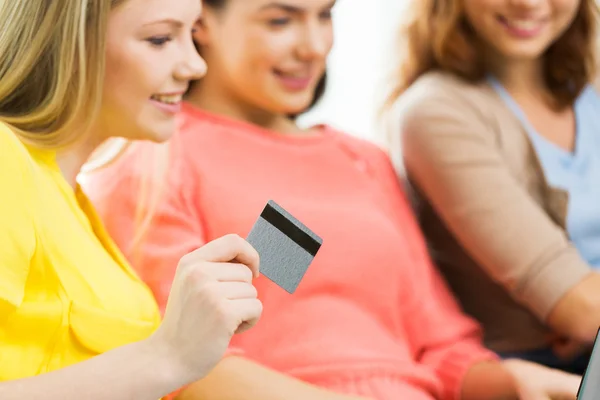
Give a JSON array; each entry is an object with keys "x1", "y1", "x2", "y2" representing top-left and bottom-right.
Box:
[
  {"x1": 231, "y1": 298, "x2": 263, "y2": 334},
  {"x1": 205, "y1": 262, "x2": 254, "y2": 283},
  {"x1": 235, "y1": 321, "x2": 254, "y2": 335},
  {"x1": 550, "y1": 373, "x2": 582, "y2": 400},
  {"x1": 189, "y1": 235, "x2": 260, "y2": 278},
  {"x1": 218, "y1": 281, "x2": 258, "y2": 300}
]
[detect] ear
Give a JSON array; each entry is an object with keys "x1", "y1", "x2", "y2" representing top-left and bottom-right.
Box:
[
  {"x1": 192, "y1": 17, "x2": 211, "y2": 46},
  {"x1": 193, "y1": 6, "x2": 221, "y2": 48}
]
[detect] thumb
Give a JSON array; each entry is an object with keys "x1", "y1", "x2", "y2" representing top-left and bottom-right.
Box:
[{"x1": 547, "y1": 374, "x2": 582, "y2": 400}]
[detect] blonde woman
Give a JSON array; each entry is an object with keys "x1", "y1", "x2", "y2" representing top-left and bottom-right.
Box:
[
  {"x1": 389, "y1": 0, "x2": 600, "y2": 373},
  {"x1": 0, "y1": 0, "x2": 262, "y2": 399}
]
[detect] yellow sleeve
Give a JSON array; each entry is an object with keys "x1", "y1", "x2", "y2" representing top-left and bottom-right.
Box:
[{"x1": 0, "y1": 124, "x2": 37, "y2": 316}]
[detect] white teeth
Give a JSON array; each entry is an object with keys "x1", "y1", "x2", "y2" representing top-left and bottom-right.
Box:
[
  {"x1": 506, "y1": 19, "x2": 540, "y2": 30},
  {"x1": 281, "y1": 73, "x2": 309, "y2": 79},
  {"x1": 151, "y1": 94, "x2": 182, "y2": 105},
  {"x1": 275, "y1": 70, "x2": 310, "y2": 79}
]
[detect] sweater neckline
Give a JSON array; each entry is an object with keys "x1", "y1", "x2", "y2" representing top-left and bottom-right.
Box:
[{"x1": 181, "y1": 102, "x2": 336, "y2": 147}]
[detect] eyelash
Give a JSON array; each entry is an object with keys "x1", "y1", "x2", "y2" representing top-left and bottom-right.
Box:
[
  {"x1": 320, "y1": 10, "x2": 332, "y2": 20},
  {"x1": 268, "y1": 18, "x2": 290, "y2": 26},
  {"x1": 268, "y1": 11, "x2": 333, "y2": 27},
  {"x1": 146, "y1": 36, "x2": 172, "y2": 47}
]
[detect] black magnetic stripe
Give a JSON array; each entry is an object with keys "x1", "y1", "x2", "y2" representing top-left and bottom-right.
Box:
[{"x1": 260, "y1": 204, "x2": 321, "y2": 256}]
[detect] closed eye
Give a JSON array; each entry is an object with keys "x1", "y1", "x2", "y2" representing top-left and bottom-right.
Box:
[
  {"x1": 146, "y1": 36, "x2": 172, "y2": 47},
  {"x1": 320, "y1": 9, "x2": 332, "y2": 20},
  {"x1": 268, "y1": 17, "x2": 291, "y2": 26}
]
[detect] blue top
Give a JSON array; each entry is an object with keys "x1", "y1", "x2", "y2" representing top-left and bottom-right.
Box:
[{"x1": 489, "y1": 77, "x2": 600, "y2": 269}]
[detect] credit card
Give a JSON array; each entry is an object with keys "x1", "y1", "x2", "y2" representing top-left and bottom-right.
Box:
[{"x1": 246, "y1": 200, "x2": 322, "y2": 294}]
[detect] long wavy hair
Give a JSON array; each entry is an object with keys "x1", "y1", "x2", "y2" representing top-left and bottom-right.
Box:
[{"x1": 386, "y1": 0, "x2": 599, "y2": 110}]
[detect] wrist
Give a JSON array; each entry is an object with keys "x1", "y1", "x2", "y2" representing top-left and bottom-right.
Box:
[
  {"x1": 547, "y1": 273, "x2": 600, "y2": 343},
  {"x1": 141, "y1": 334, "x2": 198, "y2": 393}
]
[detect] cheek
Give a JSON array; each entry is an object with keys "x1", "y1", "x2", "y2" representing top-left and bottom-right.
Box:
[
  {"x1": 324, "y1": 28, "x2": 334, "y2": 55},
  {"x1": 103, "y1": 47, "x2": 152, "y2": 111},
  {"x1": 225, "y1": 37, "x2": 281, "y2": 80},
  {"x1": 103, "y1": 50, "x2": 128, "y2": 109},
  {"x1": 463, "y1": 0, "x2": 501, "y2": 26},
  {"x1": 553, "y1": 0, "x2": 580, "y2": 27}
]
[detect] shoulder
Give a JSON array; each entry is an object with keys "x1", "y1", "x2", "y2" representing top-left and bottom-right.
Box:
[
  {"x1": 329, "y1": 127, "x2": 390, "y2": 163},
  {"x1": 0, "y1": 123, "x2": 37, "y2": 282},
  {"x1": 0, "y1": 122, "x2": 33, "y2": 167},
  {"x1": 327, "y1": 128, "x2": 401, "y2": 184},
  {"x1": 396, "y1": 71, "x2": 500, "y2": 126},
  {"x1": 391, "y1": 72, "x2": 509, "y2": 153},
  {"x1": 0, "y1": 122, "x2": 37, "y2": 189}
]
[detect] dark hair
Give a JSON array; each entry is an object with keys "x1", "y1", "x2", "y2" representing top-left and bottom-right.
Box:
[
  {"x1": 386, "y1": 0, "x2": 599, "y2": 109},
  {"x1": 200, "y1": 0, "x2": 328, "y2": 115},
  {"x1": 307, "y1": 72, "x2": 327, "y2": 110},
  {"x1": 204, "y1": 0, "x2": 226, "y2": 6}
]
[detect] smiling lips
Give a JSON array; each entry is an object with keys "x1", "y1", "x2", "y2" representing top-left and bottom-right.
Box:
[
  {"x1": 150, "y1": 93, "x2": 183, "y2": 114},
  {"x1": 497, "y1": 15, "x2": 547, "y2": 39},
  {"x1": 273, "y1": 69, "x2": 314, "y2": 91}
]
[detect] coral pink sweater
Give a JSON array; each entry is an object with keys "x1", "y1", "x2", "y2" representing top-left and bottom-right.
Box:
[{"x1": 83, "y1": 103, "x2": 496, "y2": 400}]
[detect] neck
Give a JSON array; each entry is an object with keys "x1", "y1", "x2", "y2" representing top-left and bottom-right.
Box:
[
  {"x1": 489, "y1": 54, "x2": 547, "y2": 99},
  {"x1": 185, "y1": 78, "x2": 301, "y2": 135},
  {"x1": 56, "y1": 134, "x2": 103, "y2": 189}
]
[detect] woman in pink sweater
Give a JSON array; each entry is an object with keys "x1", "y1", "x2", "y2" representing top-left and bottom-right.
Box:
[{"x1": 82, "y1": 0, "x2": 582, "y2": 399}]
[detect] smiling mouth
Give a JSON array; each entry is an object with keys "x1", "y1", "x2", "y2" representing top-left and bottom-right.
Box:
[
  {"x1": 150, "y1": 93, "x2": 183, "y2": 105},
  {"x1": 272, "y1": 69, "x2": 315, "y2": 91},
  {"x1": 273, "y1": 69, "x2": 311, "y2": 80},
  {"x1": 497, "y1": 15, "x2": 547, "y2": 32}
]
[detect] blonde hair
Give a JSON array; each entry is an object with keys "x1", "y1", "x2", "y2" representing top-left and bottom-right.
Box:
[{"x1": 0, "y1": 0, "x2": 126, "y2": 148}]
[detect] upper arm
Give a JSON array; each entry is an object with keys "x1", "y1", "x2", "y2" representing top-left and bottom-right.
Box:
[
  {"x1": 398, "y1": 87, "x2": 591, "y2": 320},
  {"x1": 0, "y1": 127, "x2": 36, "y2": 316}
]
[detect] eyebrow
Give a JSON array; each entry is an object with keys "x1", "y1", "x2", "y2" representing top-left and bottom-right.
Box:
[
  {"x1": 259, "y1": 0, "x2": 336, "y2": 13},
  {"x1": 142, "y1": 18, "x2": 184, "y2": 28}
]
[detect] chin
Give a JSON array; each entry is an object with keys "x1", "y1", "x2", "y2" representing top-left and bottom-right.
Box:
[
  {"x1": 279, "y1": 95, "x2": 316, "y2": 116},
  {"x1": 501, "y1": 46, "x2": 548, "y2": 61},
  {"x1": 136, "y1": 121, "x2": 176, "y2": 143},
  {"x1": 148, "y1": 128, "x2": 175, "y2": 143}
]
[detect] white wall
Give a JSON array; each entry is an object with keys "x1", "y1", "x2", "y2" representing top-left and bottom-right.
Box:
[{"x1": 300, "y1": 0, "x2": 409, "y2": 141}]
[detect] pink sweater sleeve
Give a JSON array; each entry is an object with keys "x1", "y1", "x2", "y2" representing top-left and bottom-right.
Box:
[{"x1": 368, "y1": 147, "x2": 498, "y2": 400}]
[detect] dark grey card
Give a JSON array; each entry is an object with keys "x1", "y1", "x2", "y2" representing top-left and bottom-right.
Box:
[
  {"x1": 577, "y1": 328, "x2": 600, "y2": 399},
  {"x1": 246, "y1": 200, "x2": 322, "y2": 294}
]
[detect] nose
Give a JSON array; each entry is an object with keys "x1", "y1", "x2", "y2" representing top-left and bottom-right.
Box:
[
  {"x1": 298, "y1": 22, "x2": 331, "y2": 60},
  {"x1": 176, "y1": 39, "x2": 207, "y2": 82}
]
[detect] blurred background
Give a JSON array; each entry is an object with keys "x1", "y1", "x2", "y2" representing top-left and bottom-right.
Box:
[{"x1": 300, "y1": 0, "x2": 410, "y2": 141}]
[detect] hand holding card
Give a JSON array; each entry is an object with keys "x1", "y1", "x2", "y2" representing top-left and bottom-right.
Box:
[{"x1": 246, "y1": 200, "x2": 322, "y2": 294}]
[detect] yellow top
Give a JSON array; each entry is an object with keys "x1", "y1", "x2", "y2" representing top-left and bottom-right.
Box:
[{"x1": 0, "y1": 122, "x2": 161, "y2": 380}]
